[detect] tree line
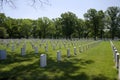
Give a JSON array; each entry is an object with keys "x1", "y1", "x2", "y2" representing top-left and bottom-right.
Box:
[{"x1": 0, "y1": 6, "x2": 120, "y2": 40}]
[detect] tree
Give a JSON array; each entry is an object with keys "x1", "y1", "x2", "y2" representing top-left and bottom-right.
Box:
[
  {"x1": 5, "y1": 17, "x2": 13, "y2": 38},
  {"x1": 31, "y1": 20, "x2": 38, "y2": 38},
  {"x1": 84, "y1": 9, "x2": 105, "y2": 40},
  {"x1": 20, "y1": 19, "x2": 32, "y2": 38},
  {"x1": 74, "y1": 18, "x2": 85, "y2": 38},
  {"x1": 84, "y1": 20, "x2": 92, "y2": 38},
  {"x1": 60, "y1": 12, "x2": 78, "y2": 39},
  {"x1": 97, "y1": 10, "x2": 105, "y2": 39},
  {"x1": 0, "y1": 13, "x2": 6, "y2": 27},
  {"x1": 84, "y1": 9, "x2": 98, "y2": 40},
  {"x1": 52, "y1": 18, "x2": 62, "y2": 38},
  {"x1": 106, "y1": 6, "x2": 120, "y2": 40},
  {"x1": 37, "y1": 17, "x2": 52, "y2": 38},
  {"x1": 0, "y1": 27, "x2": 7, "y2": 38},
  {"x1": 0, "y1": 5, "x2": 120, "y2": 39}
]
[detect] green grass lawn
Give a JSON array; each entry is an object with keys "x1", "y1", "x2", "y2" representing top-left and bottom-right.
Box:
[{"x1": 0, "y1": 40, "x2": 118, "y2": 80}]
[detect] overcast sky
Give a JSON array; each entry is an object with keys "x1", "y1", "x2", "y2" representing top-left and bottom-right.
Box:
[{"x1": 1, "y1": 0, "x2": 120, "y2": 19}]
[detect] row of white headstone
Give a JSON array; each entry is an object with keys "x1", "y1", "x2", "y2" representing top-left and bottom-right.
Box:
[
  {"x1": 0, "y1": 40, "x2": 101, "y2": 60},
  {"x1": 40, "y1": 48, "x2": 75, "y2": 67},
  {"x1": 110, "y1": 41, "x2": 120, "y2": 80},
  {"x1": 40, "y1": 41, "x2": 101, "y2": 67},
  {"x1": 0, "y1": 39, "x2": 98, "y2": 53},
  {"x1": 110, "y1": 41, "x2": 119, "y2": 69}
]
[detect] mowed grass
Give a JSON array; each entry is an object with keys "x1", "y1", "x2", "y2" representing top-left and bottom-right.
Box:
[{"x1": 0, "y1": 40, "x2": 117, "y2": 80}]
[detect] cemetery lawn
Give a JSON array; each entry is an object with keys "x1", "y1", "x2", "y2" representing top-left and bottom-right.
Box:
[{"x1": 0, "y1": 41, "x2": 117, "y2": 80}]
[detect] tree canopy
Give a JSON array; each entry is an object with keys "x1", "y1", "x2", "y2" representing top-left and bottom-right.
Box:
[
  {"x1": 0, "y1": 6, "x2": 120, "y2": 40},
  {"x1": 106, "y1": 6, "x2": 120, "y2": 40}
]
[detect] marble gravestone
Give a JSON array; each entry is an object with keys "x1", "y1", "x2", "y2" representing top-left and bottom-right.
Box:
[
  {"x1": 35, "y1": 47, "x2": 38, "y2": 54},
  {"x1": 21, "y1": 47, "x2": 26, "y2": 56},
  {"x1": 11, "y1": 45, "x2": 15, "y2": 51},
  {"x1": 40, "y1": 54, "x2": 47, "y2": 67},
  {"x1": 0, "y1": 50, "x2": 6, "y2": 60},
  {"x1": 57, "y1": 50, "x2": 61, "y2": 61},
  {"x1": 67, "y1": 48, "x2": 70, "y2": 57},
  {"x1": 114, "y1": 49, "x2": 118, "y2": 62},
  {"x1": 116, "y1": 53, "x2": 119, "y2": 69},
  {"x1": 74, "y1": 47, "x2": 77, "y2": 55}
]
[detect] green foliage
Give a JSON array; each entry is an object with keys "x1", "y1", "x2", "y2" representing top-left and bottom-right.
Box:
[
  {"x1": 37, "y1": 17, "x2": 54, "y2": 38},
  {"x1": 106, "y1": 6, "x2": 120, "y2": 40},
  {"x1": 74, "y1": 19, "x2": 85, "y2": 38},
  {"x1": 97, "y1": 10, "x2": 105, "y2": 39},
  {"x1": 60, "y1": 12, "x2": 78, "y2": 39},
  {"x1": 0, "y1": 27, "x2": 7, "y2": 38},
  {"x1": 0, "y1": 13, "x2": 6, "y2": 27},
  {"x1": 52, "y1": 18, "x2": 62, "y2": 38},
  {"x1": 0, "y1": 6, "x2": 120, "y2": 39},
  {"x1": 21, "y1": 19, "x2": 32, "y2": 38},
  {"x1": 84, "y1": 9, "x2": 105, "y2": 40}
]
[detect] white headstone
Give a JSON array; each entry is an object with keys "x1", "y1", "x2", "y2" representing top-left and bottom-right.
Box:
[
  {"x1": 21, "y1": 48, "x2": 26, "y2": 56},
  {"x1": 35, "y1": 47, "x2": 38, "y2": 54},
  {"x1": 114, "y1": 49, "x2": 118, "y2": 62},
  {"x1": 67, "y1": 48, "x2": 70, "y2": 57},
  {"x1": 119, "y1": 59, "x2": 120, "y2": 79},
  {"x1": 40, "y1": 54, "x2": 47, "y2": 67},
  {"x1": 116, "y1": 53, "x2": 119, "y2": 69},
  {"x1": 57, "y1": 50, "x2": 61, "y2": 61},
  {"x1": 113, "y1": 47, "x2": 116, "y2": 56},
  {"x1": 74, "y1": 47, "x2": 77, "y2": 55},
  {"x1": 11, "y1": 45, "x2": 14, "y2": 51},
  {"x1": 0, "y1": 50, "x2": 6, "y2": 60}
]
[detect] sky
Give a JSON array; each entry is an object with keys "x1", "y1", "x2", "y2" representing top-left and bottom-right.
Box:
[{"x1": 1, "y1": 0, "x2": 120, "y2": 19}]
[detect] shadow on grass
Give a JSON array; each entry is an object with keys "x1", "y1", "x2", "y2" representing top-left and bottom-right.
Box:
[
  {"x1": 0, "y1": 51, "x2": 116, "y2": 80},
  {"x1": 91, "y1": 74, "x2": 110, "y2": 80},
  {"x1": 0, "y1": 51, "x2": 45, "y2": 64}
]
